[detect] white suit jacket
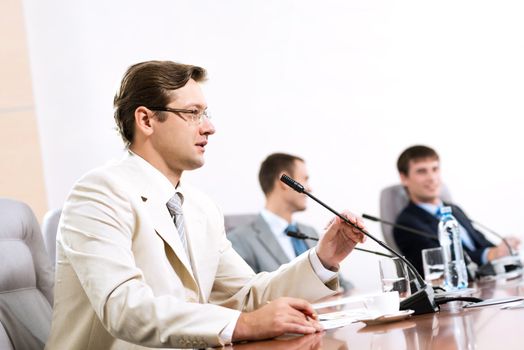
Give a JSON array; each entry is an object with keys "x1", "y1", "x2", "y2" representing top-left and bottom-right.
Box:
[{"x1": 45, "y1": 153, "x2": 338, "y2": 349}]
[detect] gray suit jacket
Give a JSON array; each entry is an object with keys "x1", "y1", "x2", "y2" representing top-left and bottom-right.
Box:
[
  {"x1": 228, "y1": 214, "x2": 353, "y2": 290},
  {"x1": 228, "y1": 214, "x2": 318, "y2": 273}
]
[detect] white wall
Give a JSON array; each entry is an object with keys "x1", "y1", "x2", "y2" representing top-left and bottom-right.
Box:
[{"x1": 23, "y1": 0, "x2": 524, "y2": 292}]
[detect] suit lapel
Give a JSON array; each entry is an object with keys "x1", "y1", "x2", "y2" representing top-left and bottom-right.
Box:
[
  {"x1": 123, "y1": 153, "x2": 201, "y2": 297},
  {"x1": 407, "y1": 202, "x2": 439, "y2": 237},
  {"x1": 143, "y1": 195, "x2": 197, "y2": 286},
  {"x1": 253, "y1": 215, "x2": 290, "y2": 265},
  {"x1": 182, "y1": 203, "x2": 209, "y2": 302}
]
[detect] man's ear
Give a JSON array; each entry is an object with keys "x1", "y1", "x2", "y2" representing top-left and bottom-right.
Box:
[
  {"x1": 399, "y1": 172, "x2": 409, "y2": 186},
  {"x1": 134, "y1": 106, "x2": 154, "y2": 137},
  {"x1": 277, "y1": 171, "x2": 290, "y2": 191}
]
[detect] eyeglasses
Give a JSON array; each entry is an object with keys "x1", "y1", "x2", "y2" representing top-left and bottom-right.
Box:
[{"x1": 148, "y1": 106, "x2": 211, "y2": 124}]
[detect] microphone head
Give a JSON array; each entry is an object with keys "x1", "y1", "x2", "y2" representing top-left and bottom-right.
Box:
[
  {"x1": 280, "y1": 174, "x2": 305, "y2": 193},
  {"x1": 362, "y1": 213, "x2": 379, "y2": 222},
  {"x1": 286, "y1": 230, "x2": 308, "y2": 239}
]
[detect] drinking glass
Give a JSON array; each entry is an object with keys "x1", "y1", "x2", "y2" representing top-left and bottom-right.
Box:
[
  {"x1": 422, "y1": 247, "x2": 445, "y2": 287},
  {"x1": 379, "y1": 257, "x2": 411, "y2": 299}
]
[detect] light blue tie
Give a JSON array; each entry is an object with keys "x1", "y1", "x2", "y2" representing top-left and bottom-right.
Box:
[{"x1": 285, "y1": 224, "x2": 309, "y2": 257}]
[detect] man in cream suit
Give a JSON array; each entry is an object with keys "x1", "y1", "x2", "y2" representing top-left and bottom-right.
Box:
[{"x1": 46, "y1": 61, "x2": 366, "y2": 349}]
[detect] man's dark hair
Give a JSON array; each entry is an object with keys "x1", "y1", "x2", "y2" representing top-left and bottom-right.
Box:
[
  {"x1": 259, "y1": 153, "x2": 304, "y2": 195},
  {"x1": 397, "y1": 145, "x2": 439, "y2": 175},
  {"x1": 113, "y1": 60, "x2": 207, "y2": 146}
]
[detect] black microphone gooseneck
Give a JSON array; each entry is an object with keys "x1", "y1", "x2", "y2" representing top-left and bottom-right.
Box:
[
  {"x1": 362, "y1": 212, "x2": 479, "y2": 281},
  {"x1": 471, "y1": 220, "x2": 516, "y2": 256},
  {"x1": 280, "y1": 175, "x2": 424, "y2": 285},
  {"x1": 362, "y1": 213, "x2": 436, "y2": 240},
  {"x1": 362, "y1": 212, "x2": 522, "y2": 278},
  {"x1": 285, "y1": 230, "x2": 394, "y2": 258},
  {"x1": 280, "y1": 174, "x2": 439, "y2": 315}
]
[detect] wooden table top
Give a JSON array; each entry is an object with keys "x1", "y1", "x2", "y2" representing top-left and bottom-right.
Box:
[{"x1": 226, "y1": 275, "x2": 524, "y2": 350}]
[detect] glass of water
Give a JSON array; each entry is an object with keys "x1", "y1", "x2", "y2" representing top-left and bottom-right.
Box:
[
  {"x1": 379, "y1": 257, "x2": 411, "y2": 299},
  {"x1": 422, "y1": 247, "x2": 445, "y2": 287}
]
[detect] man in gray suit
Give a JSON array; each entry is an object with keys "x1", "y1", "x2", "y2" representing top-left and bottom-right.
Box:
[{"x1": 229, "y1": 153, "x2": 352, "y2": 290}]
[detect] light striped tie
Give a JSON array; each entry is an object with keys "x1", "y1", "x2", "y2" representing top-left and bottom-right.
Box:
[{"x1": 166, "y1": 192, "x2": 189, "y2": 257}]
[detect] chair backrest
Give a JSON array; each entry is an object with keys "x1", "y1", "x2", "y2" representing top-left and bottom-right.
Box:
[
  {"x1": 0, "y1": 321, "x2": 14, "y2": 350},
  {"x1": 41, "y1": 208, "x2": 62, "y2": 266},
  {"x1": 379, "y1": 184, "x2": 452, "y2": 252},
  {"x1": 0, "y1": 198, "x2": 55, "y2": 349},
  {"x1": 224, "y1": 213, "x2": 257, "y2": 233}
]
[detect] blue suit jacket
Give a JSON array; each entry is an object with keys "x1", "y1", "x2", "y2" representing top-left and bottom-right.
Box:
[{"x1": 393, "y1": 202, "x2": 494, "y2": 274}]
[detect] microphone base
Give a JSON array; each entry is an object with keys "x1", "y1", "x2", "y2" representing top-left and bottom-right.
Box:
[
  {"x1": 400, "y1": 285, "x2": 439, "y2": 315},
  {"x1": 476, "y1": 255, "x2": 523, "y2": 278}
]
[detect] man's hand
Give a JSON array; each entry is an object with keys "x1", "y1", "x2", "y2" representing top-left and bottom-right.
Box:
[
  {"x1": 487, "y1": 236, "x2": 521, "y2": 261},
  {"x1": 232, "y1": 297, "x2": 322, "y2": 342},
  {"x1": 316, "y1": 211, "x2": 367, "y2": 270}
]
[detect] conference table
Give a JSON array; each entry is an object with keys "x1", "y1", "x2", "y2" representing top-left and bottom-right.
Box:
[{"x1": 225, "y1": 274, "x2": 524, "y2": 350}]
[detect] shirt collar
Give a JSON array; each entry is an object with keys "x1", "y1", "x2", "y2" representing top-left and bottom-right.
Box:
[
  {"x1": 128, "y1": 150, "x2": 182, "y2": 204},
  {"x1": 260, "y1": 208, "x2": 294, "y2": 237},
  {"x1": 416, "y1": 200, "x2": 444, "y2": 217}
]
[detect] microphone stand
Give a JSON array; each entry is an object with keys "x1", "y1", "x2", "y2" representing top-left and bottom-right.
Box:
[
  {"x1": 471, "y1": 220, "x2": 518, "y2": 256},
  {"x1": 470, "y1": 220, "x2": 523, "y2": 275},
  {"x1": 286, "y1": 230, "x2": 394, "y2": 258},
  {"x1": 362, "y1": 213, "x2": 479, "y2": 281},
  {"x1": 280, "y1": 174, "x2": 439, "y2": 315},
  {"x1": 363, "y1": 212, "x2": 522, "y2": 279}
]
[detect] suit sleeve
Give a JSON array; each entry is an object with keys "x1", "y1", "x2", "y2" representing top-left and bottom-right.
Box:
[
  {"x1": 393, "y1": 212, "x2": 440, "y2": 275},
  {"x1": 209, "y1": 220, "x2": 338, "y2": 311}
]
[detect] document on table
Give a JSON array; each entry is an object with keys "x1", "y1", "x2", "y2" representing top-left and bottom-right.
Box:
[{"x1": 318, "y1": 308, "x2": 371, "y2": 330}]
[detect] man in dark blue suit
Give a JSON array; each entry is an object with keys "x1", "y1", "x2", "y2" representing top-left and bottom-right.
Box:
[{"x1": 393, "y1": 145, "x2": 520, "y2": 274}]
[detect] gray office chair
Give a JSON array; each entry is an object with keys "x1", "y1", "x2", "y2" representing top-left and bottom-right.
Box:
[
  {"x1": 41, "y1": 208, "x2": 62, "y2": 266},
  {"x1": 379, "y1": 184, "x2": 452, "y2": 252},
  {"x1": 0, "y1": 198, "x2": 55, "y2": 349},
  {"x1": 224, "y1": 213, "x2": 257, "y2": 233},
  {"x1": 0, "y1": 322, "x2": 14, "y2": 350}
]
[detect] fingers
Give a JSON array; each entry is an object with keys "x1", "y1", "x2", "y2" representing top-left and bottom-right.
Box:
[
  {"x1": 340, "y1": 210, "x2": 365, "y2": 229},
  {"x1": 507, "y1": 237, "x2": 521, "y2": 249},
  {"x1": 285, "y1": 298, "x2": 317, "y2": 319},
  {"x1": 338, "y1": 211, "x2": 366, "y2": 243},
  {"x1": 270, "y1": 298, "x2": 324, "y2": 333},
  {"x1": 233, "y1": 298, "x2": 323, "y2": 341},
  {"x1": 324, "y1": 211, "x2": 367, "y2": 243},
  {"x1": 285, "y1": 314, "x2": 322, "y2": 333}
]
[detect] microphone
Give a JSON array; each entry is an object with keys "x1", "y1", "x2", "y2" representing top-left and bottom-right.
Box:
[
  {"x1": 470, "y1": 220, "x2": 523, "y2": 276},
  {"x1": 471, "y1": 220, "x2": 517, "y2": 256},
  {"x1": 285, "y1": 230, "x2": 394, "y2": 258},
  {"x1": 280, "y1": 174, "x2": 439, "y2": 315},
  {"x1": 362, "y1": 212, "x2": 522, "y2": 279},
  {"x1": 362, "y1": 213, "x2": 479, "y2": 281}
]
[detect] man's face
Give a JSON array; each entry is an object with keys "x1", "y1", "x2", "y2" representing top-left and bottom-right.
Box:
[
  {"x1": 400, "y1": 157, "x2": 441, "y2": 204},
  {"x1": 284, "y1": 160, "x2": 311, "y2": 212},
  {"x1": 150, "y1": 79, "x2": 215, "y2": 174}
]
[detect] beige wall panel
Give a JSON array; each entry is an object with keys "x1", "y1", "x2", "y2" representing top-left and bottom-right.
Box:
[
  {"x1": 0, "y1": 110, "x2": 47, "y2": 221},
  {"x1": 0, "y1": 0, "x2": 34, "y2": 109},
  {"x1": 0, "y1": 0, "x2": 48, "y2": 221}
]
